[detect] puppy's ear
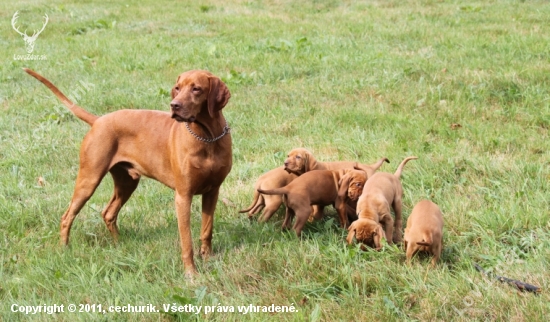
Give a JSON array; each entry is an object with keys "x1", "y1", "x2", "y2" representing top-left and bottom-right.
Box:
[
  {"x1": 208, "y1": 77, "x2": 231, "y2": 118},
  {"x1": 171, "y1": 76, "x2": 181, "y2": 99},
  {"x1": 346, "y1": 222, "x2": 357, "y2": 245},
  {"x1": 346, "y1": 229, "x2": 356, "y2": 245},
  {"x1": 373, "y1": 225, "x2": 386, "y2": 251},
  {"x1": 337, "y1": 173, "x2": 352, "y2": 199},
  {"x1": 305, "y1": 150, "x2": 317, "y2": 172}
]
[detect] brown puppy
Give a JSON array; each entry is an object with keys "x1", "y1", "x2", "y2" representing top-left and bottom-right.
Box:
[
  {"x1": 258, "y1": 169, "x2": 368, "y2": 236},
  {"x1": 239, "y1": 167, "x2": 297, "y2": 222},
  {"x1": 346, "y1": 156, "x2": 418, "y2": 249},
  {"x1": 404, "y1": 200, "x2": 443, "y2": 266},
  {"x1": 24, "y1": 68, "x2": 232, "y2": 278},
  {"x1": 337, "y1": 169, "x2": 369, "y2": 223},
  {"x1": 241, "y1": 148, "x2": 388, "y2": 221}
]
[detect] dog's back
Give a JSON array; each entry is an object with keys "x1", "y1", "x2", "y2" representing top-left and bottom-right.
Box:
[
  {"x1": 360, "y1": 172, "x2": 401, "y2": 207},
  {"x1": 259, "y1": 170, "x2": 339, "y2": 205}
]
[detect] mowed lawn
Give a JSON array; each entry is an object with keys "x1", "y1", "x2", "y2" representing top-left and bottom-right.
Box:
[{"x1": 1, "y1": 0, "x2": 549, "y2": 321}]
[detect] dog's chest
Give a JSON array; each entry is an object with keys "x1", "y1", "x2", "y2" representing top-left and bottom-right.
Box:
[{"x1": 183, "y1": 148, "x2": 232, "y2": 187}]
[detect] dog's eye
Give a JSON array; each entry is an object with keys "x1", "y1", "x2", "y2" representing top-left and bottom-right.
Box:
[
  {"x1": 296, "y1": 156, "x2": 301, "y2": 159},
  {"x1": 192, "y1": 87, "x2": 201, "y2": 93},
  {"x1": 174, "y1": 86, "x2": 180, "y2": 92}
]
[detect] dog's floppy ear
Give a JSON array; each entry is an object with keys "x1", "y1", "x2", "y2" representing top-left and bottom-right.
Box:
[
  {"x1": 337, "y1": 173, "x2": 352, "y2": 199},
  {"x1": 346, "y1": 229, "x2": 356, "y2": 245},
  {"x1": 373, "y1": 225, "x2": 386, "y2": 251},
  {"x1": 346, "y1": 221, "x2": 357, "y2": 245},
  {"x1": 171, "y1": 76, "x2": 181, "y2": 99},
  {"x1": 304, "y1": 150, "x2": 318, "y2": 172},
  {"x1": 208, "y1": 76, "x2": 231, "y2": 118}
]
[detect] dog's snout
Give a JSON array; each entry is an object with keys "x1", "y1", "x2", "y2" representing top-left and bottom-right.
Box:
[{"x1": 170, "y1": 101, "x2": 182, "y2": 111}]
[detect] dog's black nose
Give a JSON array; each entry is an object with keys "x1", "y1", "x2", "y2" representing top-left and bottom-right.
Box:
[{"x1": 170, "y1": 101, "x2": 182, "y2": 111}]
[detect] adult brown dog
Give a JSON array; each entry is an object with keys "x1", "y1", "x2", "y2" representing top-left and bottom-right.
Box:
[
  {"x1": 24, "y1": 68, "x2": 232, "y2": 277},
  {"x1": 258, "y1": 168, "x2": 368, "y2": 236},
  {"x1": 240, "y1": 148, "x2": 389, "y2": 222},
  {"x1": 346, "y1": 156, "x2": 417, "y2": 249},
  {"x1": 404, "y1": 200, "x2": 443, "y2": 266}
]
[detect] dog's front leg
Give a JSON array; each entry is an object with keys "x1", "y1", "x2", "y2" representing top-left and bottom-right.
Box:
[
  {"x1": 334, "y1": 198, "x2": 349, "y2": 229},
  {"x1": 381, "y1": 215, "x2": 395, "y2": 245},
  {"x1": 175, "y1": 192, "x2": 197, "y2": 277},
  {"x1": 200, "y1": 188, "x2": 219, "y2": 260}
]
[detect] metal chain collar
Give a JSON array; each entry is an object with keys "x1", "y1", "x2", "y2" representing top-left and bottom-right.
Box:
[{"x1": 184, "y1": 121, "x2": 230, "y2": 143}]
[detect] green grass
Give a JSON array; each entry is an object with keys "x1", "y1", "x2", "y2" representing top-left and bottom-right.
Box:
[{"x1": 1, "y1": 0, "x2": 549, "y2": 320}]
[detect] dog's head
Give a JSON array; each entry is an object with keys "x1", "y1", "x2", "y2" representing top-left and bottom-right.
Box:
[
  {"x1": 346, "y1": 219, "x2": 386, "y2": 250},
  {"x1": 170, "y1": 70, "x2": 230, "y2": 122},
  {"x1": 338, "y1": 169, "x2": 368, "y2": 201},
  {"x1": 283, "y1": 148, "x2": 317, "y2": 175}
]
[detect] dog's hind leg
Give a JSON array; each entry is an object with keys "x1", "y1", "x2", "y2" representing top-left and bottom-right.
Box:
[
  {"x1": 258, "y1": 195, "x2": 283, "y2": 222},
  {"x1": 60, "y1": 167, "x2": 108, "y2": 245},
  {"x1": 281, "y1": 206, "x2": 294, "y2": 230},
  {"x1": 101, "y1": 164, "x2": 141, "y2": 242},
  {"x1": 60, "y1": 131, "x2": 114, "y2": 245},
  {"x1": 392, "y1": 198, "x2": 403, "y2": 243},
  {"x1": 292, "y1": 204, "x2": 313, "y2": 237}
]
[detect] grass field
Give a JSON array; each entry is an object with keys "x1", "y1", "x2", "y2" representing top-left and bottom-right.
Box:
[{"x1": 1, "y1": 0, "x2": 549, "y2": 320}]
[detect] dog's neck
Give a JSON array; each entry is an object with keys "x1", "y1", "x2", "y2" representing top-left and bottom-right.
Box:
[
  {"x1": 358, "y1": 207, "x2": 377, "y2": 221},
  {"x1": 185, "y1": 111, "x2": 229, "y2": 143}
]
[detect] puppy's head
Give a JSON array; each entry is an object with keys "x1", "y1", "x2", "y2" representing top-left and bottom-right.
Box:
[
  {"x1": 170, "y1": 70, "x2": 230, "y2": 122},
  {"x1": 284, "y1": 148, "x2": 317, "y2": 175},
  {"x1": 338, "y1": 169, "x2": 368, "y2": 201},
  {"x1": 346, "y1": 219, "x2": 386, "y2": 250}
]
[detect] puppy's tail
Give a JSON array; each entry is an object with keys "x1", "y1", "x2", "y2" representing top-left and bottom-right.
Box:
[
  {"x1": 23, "y1": 68, "x2": 98, "y2": 126},
  {"x1": 353, "y1": 158, "x2": 389, "y2": 178},
  {"x1": 416, "y1": 234, "x2": 433, "y2": 246},
  {"x1": 239, "y1": 190, "x2": 264, "y2": 214},
  {"x1": 257, "y1": 187, "x2": 287, "y2": 196},
  {"x1": 371, "y1": 157, "x2": 390, "y2": 172},
  {"x1": 394, "y1": 156, "x2": 418, "y2": 179}
]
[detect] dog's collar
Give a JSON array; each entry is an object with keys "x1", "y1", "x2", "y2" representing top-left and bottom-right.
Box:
[{"x1": 184, "y1": 121, "x2": 230, "y2": 143}]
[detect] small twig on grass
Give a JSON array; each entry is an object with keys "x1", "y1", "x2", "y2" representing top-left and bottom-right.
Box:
[{"x1": 474, "y1": 262, "x2": 541, "y2": 294}]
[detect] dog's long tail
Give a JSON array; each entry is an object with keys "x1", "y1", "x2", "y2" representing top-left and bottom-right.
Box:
[
  {"x1": 23, "y1": 68, "x2": 98, "y2": 126},
  {"x1": 257, "y1": 187, "x2": 287, "y2": 196},
  {"x1": 354, "y1": 157, "x2": 390, "y2": 178},
  {"x1": 371, "y1": 157, "x2": 390, "y2": 172},
  {"x1": 394, "y1": 156, "x2": 418, "y2": 179},
  {"x1": 239, "y1": 190, "x2": 264, "y2": 214}
]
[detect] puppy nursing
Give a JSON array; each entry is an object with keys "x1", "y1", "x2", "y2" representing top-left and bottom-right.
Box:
[
  {"x1": 404, "y1": 200, "x2": 443, "y2": 266},
  {"x1": 347, "y1": 156, "x2": 418, "y2": 249}
]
